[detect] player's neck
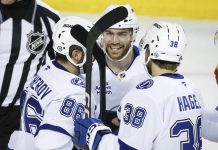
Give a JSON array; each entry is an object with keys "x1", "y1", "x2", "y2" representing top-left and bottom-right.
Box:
[
  {"x1": 58, "y1": 60, "x2": 80, "y2": 76},
  {"x1": 152, "y1": 63, "x2": 176, "y2": 77},
  {"x1": 106, "y1": 50, "x2": 134, "y2": 74}
]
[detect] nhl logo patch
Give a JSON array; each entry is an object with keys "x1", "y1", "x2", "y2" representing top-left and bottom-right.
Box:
[
  {"x1": 26, "y1": 31, "x2": 47, "y2": 55},
  {"x1": 136, "y1": 79, "x2": 154, "y2": 89}
]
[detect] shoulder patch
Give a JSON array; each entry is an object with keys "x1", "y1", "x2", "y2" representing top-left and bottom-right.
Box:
[
  {"x1": 136, "y1": 79, "x2": 154, "y2": 89},
  {"x1": 71, "y1": 78, "x2": 85, "y2": 88}
]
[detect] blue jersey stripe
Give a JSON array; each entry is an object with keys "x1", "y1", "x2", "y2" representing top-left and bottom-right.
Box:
[
  {"x1": 35, "y1": 123, "x2": 72, "y2": 138},
  {"x1": 118, "y1": 139, "x2": 137, "y2": 150}
]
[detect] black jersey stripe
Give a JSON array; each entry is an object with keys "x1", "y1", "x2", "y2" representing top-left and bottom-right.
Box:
[
  {"x1": 0, "y1": 21, "x2": 22, "y2": 106},
  {"x1": 41, "y1": 15, "x2": 55, "y2": 64},
  {"x1": 38, "y1": 5, "x2": 59, "y2": 60},
  {"x1": 37, "y1": 5, "x2": 60, "y2": 23},
  {"x1": 34, "y1": 15, "x2": 44, "y2": 73},
  {"x1": 10, "y1": 54, "x2": 36, "y2": 106},
  {"x1": 36, "y1": 6, "x2": 57, "y2": 70},
  {"x1": 43, "y1": 16, "x2": 55, "y2": 61}
]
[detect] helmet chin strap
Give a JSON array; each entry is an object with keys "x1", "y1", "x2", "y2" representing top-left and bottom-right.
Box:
[
  {"x1": 79, "y1": 66, "x2": 85, "y2": 74},
  {"x1": 143, "y1": 61, "x2": 152, "y2": 77},
  {"x1": 66, "y1": 54, "x2": 86, "y2": 74},
  {"x1": 143, "y1": 63, "x2": 152, "y2": 78},
  {"x1": 143, "y1": 55, "x2": 152, "y2": 77},
  {"x1": 145, "y1": 55, "x2": 151, "y2": 65}
]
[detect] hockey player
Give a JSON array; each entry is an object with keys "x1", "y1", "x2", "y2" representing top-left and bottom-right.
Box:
[
  {"x1": 7, "y1": 16, "x2": 97, "y2": 150},
  {"x1": 92, "y1": 4, "x2": 150, "y2": 131},
  {"x1": 73, "y1": 22, "x2": 207, "y2": 150}
]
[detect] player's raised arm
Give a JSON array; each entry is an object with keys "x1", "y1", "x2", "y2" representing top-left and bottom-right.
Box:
[{"x1": 202, "y1": 109, "x2": 218, "y2": 142}]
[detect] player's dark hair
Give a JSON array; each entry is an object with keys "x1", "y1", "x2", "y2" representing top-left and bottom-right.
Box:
[{"x1": 152, "y1": 59, "x2": 180, "y2": 70}]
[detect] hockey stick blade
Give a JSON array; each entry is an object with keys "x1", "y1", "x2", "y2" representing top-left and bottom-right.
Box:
[
  {"x1": 70, "y1": 25, "x2": 106, "y2": 120},
  {"x1": 85, "y1": 6, "x2": 128, "y2": 119}
]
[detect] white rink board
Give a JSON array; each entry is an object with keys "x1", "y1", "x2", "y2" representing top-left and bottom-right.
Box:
[{"x1": 62, "y1": 13, "x2": 218, "y2": 149}]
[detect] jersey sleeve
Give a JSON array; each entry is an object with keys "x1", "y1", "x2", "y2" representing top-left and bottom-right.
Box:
[
  {"x1": 202, "y1": 110, "x2": 218, "y2": 142},
  {"x1": 98, "y1": 134, "x2": 120, "y2": 150},
  {"x1": 35, "y1": 130, "x2": 73, "y2": 150},
  {"x1": 8, "y1": 131, "x2": 39, "y2": 150}
]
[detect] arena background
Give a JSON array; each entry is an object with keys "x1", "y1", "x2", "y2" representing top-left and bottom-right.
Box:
[
  {"x1": 44, "y1": 0, "x2": 218, "y2": 149},
  {"x1": 45, "y1": 0, "x2": 218, "y2": 20}
]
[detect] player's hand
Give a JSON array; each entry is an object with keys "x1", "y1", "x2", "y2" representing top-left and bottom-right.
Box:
[
  {"x1": 214, "y1": 65, "x2": 218, "y2": 84},
  {"x1": 111, "y1": 117, "x2": 120, "y2": 127},
  {"x1": 104, "y1": 110, "x2": 120, "y2": 131},
  {"x1": 73, "y1": 118, "x2": 111, "y2": 150}
]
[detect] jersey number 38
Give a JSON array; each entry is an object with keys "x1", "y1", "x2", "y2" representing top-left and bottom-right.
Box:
[{"x1": 123, "y1": 103, "x2": 147, "y2": 128}]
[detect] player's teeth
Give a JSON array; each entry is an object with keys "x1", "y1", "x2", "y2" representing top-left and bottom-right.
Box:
[{"x1": 111, "y1": 47, "x2": 119, "y2": 50}]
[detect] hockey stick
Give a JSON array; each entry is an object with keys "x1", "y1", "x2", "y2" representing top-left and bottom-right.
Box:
[
  {"x1": 71, "y1": 26, "x2": 106, "y2": 119},
  {"x1": 71, "y1": 6, "x2": 128, "y2": 120},
  {"x1": 71, "y1": 26, "x2": 106, "y2": 150}
]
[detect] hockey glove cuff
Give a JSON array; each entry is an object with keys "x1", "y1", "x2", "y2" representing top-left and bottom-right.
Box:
[{"x1": 73, "y1": 118, "x2": 112, "y2": 150}]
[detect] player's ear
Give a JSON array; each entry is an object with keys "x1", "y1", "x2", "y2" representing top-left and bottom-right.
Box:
[{"x1": 70, "y1": 49, "x2": 84, "y2": 64}]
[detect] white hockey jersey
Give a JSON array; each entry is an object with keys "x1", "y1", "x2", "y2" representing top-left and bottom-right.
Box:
[
  {"x1": 92, "y1": 46, "x2": 150, "y2": 111},
  {"x1": 98, "y1": 73, "x2": 204, "y2": 150},
  {"x1": 18, "y1": 60, "x2": 96, "y2": 149}
]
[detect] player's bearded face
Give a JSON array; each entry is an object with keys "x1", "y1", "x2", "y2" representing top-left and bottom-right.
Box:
[
  {"x1": 1, "y1": 0, "x2": 16, "y2": 5},
  {"x1": 103, "y1": 28, "x2": 132, "y2": 61}
]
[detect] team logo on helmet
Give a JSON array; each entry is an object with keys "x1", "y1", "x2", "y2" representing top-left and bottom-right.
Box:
[
  {"x1": 26, "y1": 31, "x2": 47, "y2": 55},
  {"x1": 71, "y1": 78, "x2": 85, "y2": 88},
  {"x1": 136, "y1": 79, "x2": 154, "y2": 89}
]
